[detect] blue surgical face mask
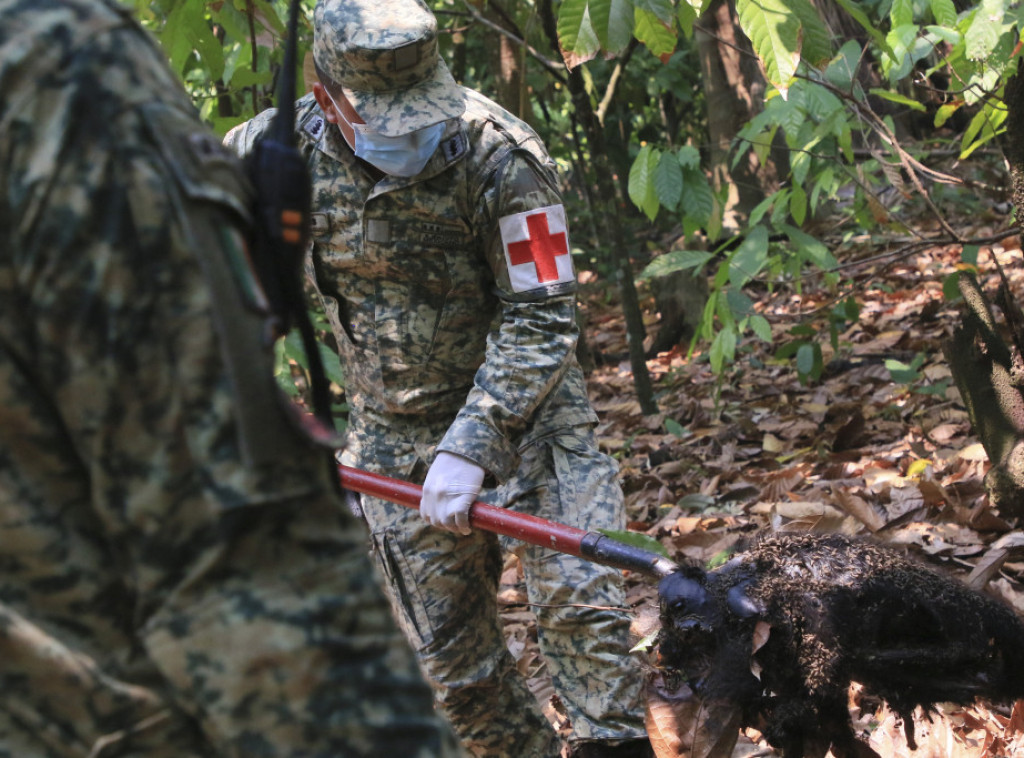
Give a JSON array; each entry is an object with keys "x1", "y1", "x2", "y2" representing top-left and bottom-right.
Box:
[{"x1": 332, "y1": 96, "x2": 444, "y2": 178}]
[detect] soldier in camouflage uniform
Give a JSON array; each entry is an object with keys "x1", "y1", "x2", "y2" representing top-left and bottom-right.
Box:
[
  {"x1": 0, "y1": 0, "x2": 463, "y2": 755},
  {"x1": 226, "y1": 0, "x2": 653, "y2": 755}
]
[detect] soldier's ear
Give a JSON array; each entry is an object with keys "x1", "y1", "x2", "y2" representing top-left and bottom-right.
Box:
[{"x1": 312, "y1": 83, "x2": 341, "y2": 124}]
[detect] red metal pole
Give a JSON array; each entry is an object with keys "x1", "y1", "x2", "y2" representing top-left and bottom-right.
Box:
[
  {"x1": 337, "y1": 464, "x2": 677, "y2": 578},
  {"x1": 338, "y1": 464, "x2": 589, "y2": 557}
]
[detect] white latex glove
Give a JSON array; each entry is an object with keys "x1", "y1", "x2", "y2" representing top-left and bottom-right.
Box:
[{"x1": 420, "y1": 452, "x2": 485, "y2": 536}]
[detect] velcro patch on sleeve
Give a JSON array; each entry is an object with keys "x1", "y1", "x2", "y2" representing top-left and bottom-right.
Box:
[{"x1": 498, "y1": 204, "x2": 574, "y2": 293}]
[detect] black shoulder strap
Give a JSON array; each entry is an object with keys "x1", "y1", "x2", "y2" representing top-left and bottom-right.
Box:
[{"x1": 244, "y1": 0, "x2": 336, "y2": 436}]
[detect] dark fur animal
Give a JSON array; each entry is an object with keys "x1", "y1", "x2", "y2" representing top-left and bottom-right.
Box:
[{"x1": 655, "y1": 532, "x2": 1024, "y2": 757}]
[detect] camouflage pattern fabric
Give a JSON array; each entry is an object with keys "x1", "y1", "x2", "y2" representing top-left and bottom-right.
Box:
[
  {"x1": 341, "y1": 420, "x2": 647, "y2": 755},
  {"x1": 226, "y1": 79, "x2": 647, "y2": 754},
  {"x1": 312, "y1": 0, "x2": 464, "y2": 136},
  {"x1": 0, "y1": 1, "x2": 460, "y2": 756}
]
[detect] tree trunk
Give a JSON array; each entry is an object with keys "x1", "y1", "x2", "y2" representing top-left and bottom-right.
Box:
[
  {"x1": 472, "y1": 0, "x2": 530, "y2": 122},
  {"x1": 696, "y1": 0, "x2": 783, "y2": 231},
  {"x1": 942, "y1": 62, "x2": 1024, "y2": 518},
  {"x1": 1007, "y1": 63, "x2": 1024, "y2": 220},
  {"x1": 943, "y1": 273, "x2": 1024, "y2": 518},
  {"x1": 537, "y1": 0, "x2": 657, "y2": 414}
]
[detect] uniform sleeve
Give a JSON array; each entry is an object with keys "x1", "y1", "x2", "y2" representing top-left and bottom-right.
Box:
[
  {"x1": 222, "y1": 107, "x2": 278, "y2": 157},
  {"x1": 436, "y1": 146, "x2": 582, "y2": 480}
]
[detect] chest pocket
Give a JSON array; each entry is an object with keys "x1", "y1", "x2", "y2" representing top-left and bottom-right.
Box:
[{"x1": 366, "y1": 213, "x2": 478, "y2": 383}]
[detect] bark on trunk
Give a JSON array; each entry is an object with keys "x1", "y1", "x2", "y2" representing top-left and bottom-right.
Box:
[
  {"x1": 695, "y1": 0, "x2": 782, "y2": 231},
  {"x1": 943, "y1": 273, "x2": 1024, "y2": 517},
  {"x1": 538, "y1": 0, "x2": 657, "y2": 413},
  {"x1": 480, "y1": 1, "x2": 530, "y2": 121},
  {"x1": 941, "y1": 64, "x2": 1024, "y2": 516}
]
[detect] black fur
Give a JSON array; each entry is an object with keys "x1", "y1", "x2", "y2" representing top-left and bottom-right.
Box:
[{"x1": 655, "y1": 532, "x2": 1024, "y2": 757}]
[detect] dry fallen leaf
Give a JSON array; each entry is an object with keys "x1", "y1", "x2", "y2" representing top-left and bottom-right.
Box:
[
  {"x1": 833, "y1": 488, "x2": 886, "y2": 531},
  {"x1": 644, "y1": 672, "x2": 742, "y2": 758}
]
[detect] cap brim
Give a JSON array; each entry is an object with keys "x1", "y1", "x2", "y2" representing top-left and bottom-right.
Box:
[{"x1": 343, "y1": 59, "x2": 465, "y2": 137}]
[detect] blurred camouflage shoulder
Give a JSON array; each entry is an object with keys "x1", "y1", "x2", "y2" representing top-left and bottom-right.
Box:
[{"x1": 0, "y1": 0, "x2": 192, "y2": 117}]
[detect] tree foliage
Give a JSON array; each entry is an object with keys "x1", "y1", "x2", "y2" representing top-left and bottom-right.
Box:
[
  {"x1": 559, "y1": 0, "x2": 1020, "y2": 383},
  {"x1": 135, "y1": 0, "x2": 1021, "y2": 398}
]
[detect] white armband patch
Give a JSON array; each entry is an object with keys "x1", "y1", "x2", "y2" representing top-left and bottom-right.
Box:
[{"x1": 498, "y1": 204, "x2": 574, "y2": 293}]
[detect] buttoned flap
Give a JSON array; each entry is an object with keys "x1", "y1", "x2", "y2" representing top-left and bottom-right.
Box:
[{"x1": 140, "y1": 102, "x2": 252, "y2": 224}]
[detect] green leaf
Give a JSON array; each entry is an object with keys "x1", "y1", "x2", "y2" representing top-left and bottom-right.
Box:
[
  {"x1": 934, "y1": 101, "x2": 961, "y2": 128},
  {"x1": 929, "y1": 0, "x2": 957, "y2": 27},
  {"x1": 558, "y1": 0, "x2": 602, "y2": 65},
  {"x1": 784, "y1": 224, "x2": 838, "y2": 270},
  {"x1": 831, "y1": 0, "x2": 893, "y2": 58},
  {"x1": 942, "y1": 272, "x2": 963, "y2": 302},
  {"x1": 790, "y1": 183, "x2": 808, "y2": 225},
  {"x1": 608, "y1": 0, "x2": 637, "y2": 52},
  {"x1": 842, "y1": 296, "x2": 860, "y2": 322},
  {"x1": 716, "y1": 290, "x2": 737, "y2": 329},
  {"x1": 707, "y1": 548, "x2": 734, "y2": 569},
  {"x1": 318, "y1": 341, "x2": 345, "y2": 387},
  {"x1": 588, "y1": 0, "x2": 636, "y2": 53},
  {"x1": 726, "y1": 288, "x2": 755, "y2": 317},
  {"x1": 737, "y1": 0, "x2": 801, "y2": 93},
  {"x1": 886, "y1": 358, "x2": 920, "y2": 383},
  {"x1": 796, "y1": 341, "x2": 822, "y2": 380},
  {"x1": 774, "y1": 339, "x2": 803, "y2": 360},
  {"x1": 161, "y1": 1, "x2": 196, "y2": 75},
  {"x1": 597, "y1": 528, "x2": 671, "y2": 558},
  {"x1": 884, "y1": 24, "x2": 920, "y2": 81},
  {"x1": 677, "y1": 144, "x2": 702, "y2": 169},
  {"x1": 709, "y1": 327, "x2": 737, "y2": 373},
  {"x1": 664, "y1": 418, "x2": 687, "y2": 437},
  {"x1": 960, "y1": 101, "x2": 1007, "y2": 158},
  {"x1": 728, "y1": 225, "x2": 769, "y2": 286},
  {"x1": 679, "y1": 493, "x2": 715, "y2": 510},
  {"x1": 750, "y1": 314, "x2": 773, "y2": 342},
  {"x1": 210, "y1": 0, "x2": 250, "y2": 43},
  {"x1": 699, "y1": 291, "x2": 719, "y2": 340},
  {"x1": 634, "y1": 6, "x2": 677, "y2": 58},
  {"x1": 923, "y1": 24, "x2": 962, "y2": 45},
  {"x1": 890, "y1": 0, "x2": 913, "y2": 29},
  {"x1": 677, "y1": 0, "x2": 698, "y2": 38},
  {"x1": 229, "y1": 66, "x2": 274, "y2": 89},
  {"x1": 824, "y1": 39, "x2": 863, "y2": 91},
  {"x1": 274, "y1": 341, "x2": 301, "y2": 396},
  {"x1": 737, "y1": 0, "x2": 832, "y2": 94},
  {"x1": 654, "y1": 152, "x2": 684, "y2": 210},
  {"x1": 680, "y1": 165, "x2": 714, "y2": 227},
  {"x1": 250, "y1": 0, "x2": 286, "y2": 36},
  {"x1": 628, "y1": 145, "x2": 661, "y2": 221},
  {"x1": 634, "y1": 0, "x2": 675, "y2": 26},
  {"x1": 868, "y1": 88, "x2": 927, "y2": 112},
  {"x1": 788, "y1": 0, "x2": 832, "y2": 67},
  {"x1": 965, "y1": 0, "x2": 1004, "y2": 60},
  {"x1": 638, "y1": 249, "x2": 714, "y2": 280},
  {"x1": 210, "y1": 115, "x2": 248, "y2": 136}
]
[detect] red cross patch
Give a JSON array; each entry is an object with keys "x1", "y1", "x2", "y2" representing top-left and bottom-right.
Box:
[{"x1": 499, "y1": 204, "x2": 574, "y2": 293}]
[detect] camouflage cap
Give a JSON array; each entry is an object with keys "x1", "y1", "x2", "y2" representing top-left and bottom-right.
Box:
[{"x1": 313, "y1": 0, "x2": 465, "y2": 137}]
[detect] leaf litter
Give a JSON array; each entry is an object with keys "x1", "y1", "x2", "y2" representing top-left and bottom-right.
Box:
[{"x1": 498, "y1": 233, "x2": 1024, "y2": 756}]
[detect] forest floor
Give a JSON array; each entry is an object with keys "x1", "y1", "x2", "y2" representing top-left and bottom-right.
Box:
[{"x1": 498, "y1": 217, "x2": 1024, "y2": 757}]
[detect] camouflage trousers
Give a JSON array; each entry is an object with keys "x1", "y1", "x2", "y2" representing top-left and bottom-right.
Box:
[{"x1": 349, "y1": 426, "x2": 647, "y2": 757}]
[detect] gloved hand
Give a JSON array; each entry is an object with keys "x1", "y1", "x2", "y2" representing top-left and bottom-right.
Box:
[{"x1": 420, "y1": 452, "x2": 486, "y2": 536}]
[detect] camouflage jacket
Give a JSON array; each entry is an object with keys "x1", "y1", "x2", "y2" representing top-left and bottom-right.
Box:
[
  {"x1": 0, "y1": 1, "x2": 454, "y2": 755},
  {"x1": 227, "y1": 90, "x2": 597, "y2": 481}
]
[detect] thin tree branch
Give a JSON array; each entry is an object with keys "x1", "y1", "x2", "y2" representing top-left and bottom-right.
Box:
[
  {"x1": 458, "y1": 0, "x2": 567, "y2": 83},
  {"x1": 596, "y1": 37, "x2": 640, "y2": 126}
]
